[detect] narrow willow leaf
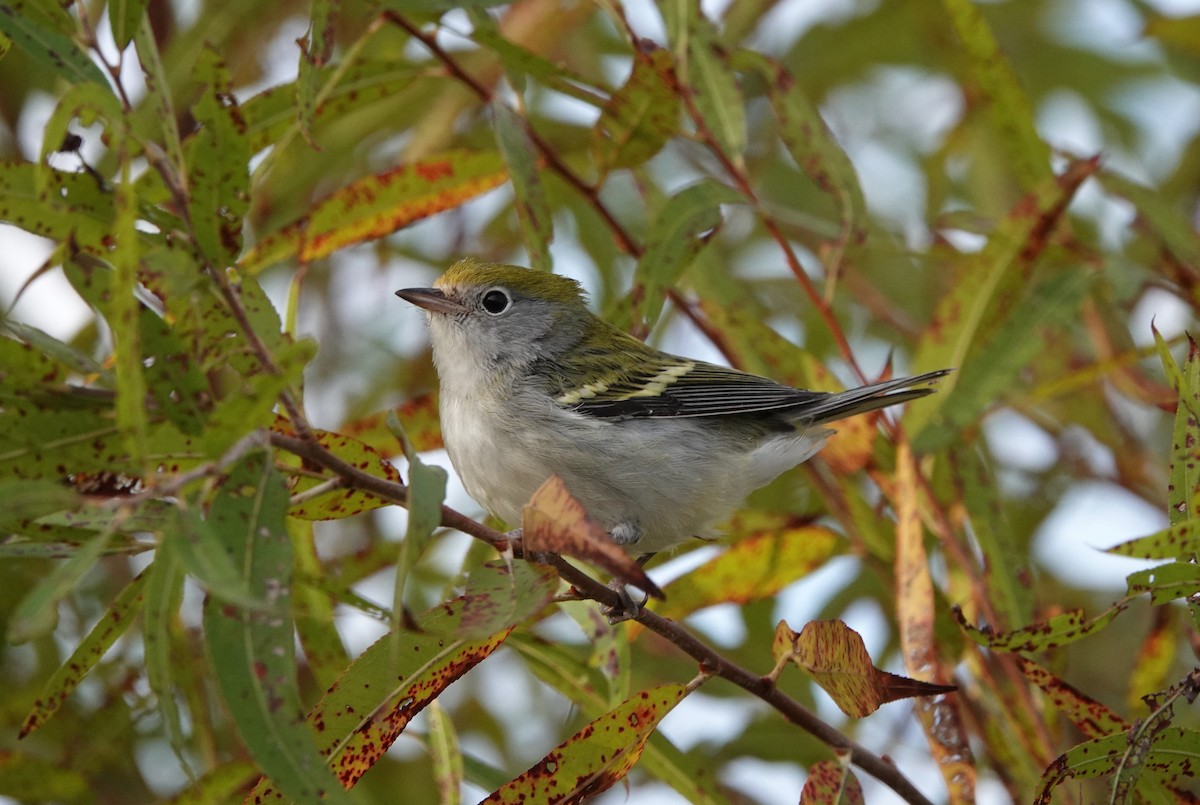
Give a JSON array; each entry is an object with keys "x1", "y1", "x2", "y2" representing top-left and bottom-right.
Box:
[
  {"x1": 187, "y1": 47, "x2": 250, "y2": 266},
  {"x1": 0, "y1": 162, "x2": 116, "y2": 251},
  {"x1": 389, "y1": 410, "x2": 448, "y2": 617},
  {"x1": 1108, "y1": 519, "x2": 1200, "y2": 560},
  {"x1": 593, "y1": 42, "x2": 680, "y2": 172},
  {"x1": 295, "y1": 0, "x2": 337, "y2": 146},
  {"x1": 426, "y1": 700, "x2": 463, "y2": 805},
  {"x1": 941, "y1": 0, "x2": 1052, "y2": 189},
  {"x1": 493, "y1": 101, "x2": 553, "y2": 273},
  {"x1": 143, "y1": 538, "x2": 193, "y2": 776},
  {"x1": 739, "y1": 51, "x2": 866, "y2": 246},
  {"x1": 201, "y1": 451, "x2": 351, "y2": 805},
  {"x1": 282, "y1": 423, "x2": 403, "y2": 520},
  {"x1": 338, "y1": 394, "x2": 442, "y2": 454},
  {"x1": 482, "y1": 684, "x2": 689, "y2": 803},
  {"x1": 629, "y1": 179, "x2": 742, "y2": 331},
  {"x1": 248, "y1": 594, "x2": 516, "y2": 798},
  {"x1": 685, "y1": 18, "x2": 746, "y2": 160},
  {"x1": 1126, "y1": 562, "x2": 1200, "y2": 604},
  {"x1": 165, "y1": 761, "x2": 259, "y2": 805},
  {"x1": 948, "y1": 446, "x2": 1034, "y2": 628},
  {"x1": 242, "y1": 150, "x2": 508, "y2": 271},
  {"x1": 0, "y1": 320, "x2": 106, "y2": 379},
  {"x1": 1168, "y1": 336, "x2": 1200, "y2": 524},
  {"x1": 106, "y1": 0, "x2": 147, "y2": 50},
  {"x1": 112, "y1": 146, "x2": 149, "y2": 471},
  {"x1": 1015, "y1": 658, "x2": 1129, "y2": 738},
  {"x1": 7, "y1": 526, "x2": 114, "y2": 643},
  {"x1": 1100, "y1": 169, "x2": 1200, "y2": 270},
  {"x1": 240, "y1": 60, "x2": 426, "y2": 153},
  {"x1": 914, "y1": 268, "x2": 1094, "y2": 451},
  {"x1": 906, "y1": 158, "x2": 1099, "y2": 433},
  {"x1": 955, "y1": 601, "x2": 1128, "y2": 653},
  {"x1": 471, "y1": 25, "x2": 606, "y2": 105},
  {"x1": 38, "y1": 81, "x2": 125, "y2": 172},
  {"x1": 0, "y1": 3, "x2": 111, "y2": 88},
  {"x1": 0, "y1": 478, "x2": 79, "y2": 530},
  {"x1": 132, "y1": 13, "x2": 186, "y2": 175},
  {"x1": 19, "y1": 571, "x2": 148, "y2": 736},
  {"x1": 646, "y1": 517, "x2": 840, "y2": 624},
  {"x1": 509, "y1": 635, "x2": 727, "y2": 805},
  {"x1": 454, "y1": 561, "x2": 559, "y2": 639},
  {"x1": 289, "y1": 518, "x2": 349, "y2": 693},
  {"x1": 1126, "y1": 609, "x2": 1177, "y2": 715}
]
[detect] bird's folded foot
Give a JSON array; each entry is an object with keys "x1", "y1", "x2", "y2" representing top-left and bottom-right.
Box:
[{"x1": 603, "y1": 580, "x2": 649, "y2": 624}]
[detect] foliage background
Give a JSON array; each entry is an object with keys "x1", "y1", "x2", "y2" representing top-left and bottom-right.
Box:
[{"x1": 2, "y1": 0, "x2": 1200, "y2": 803}]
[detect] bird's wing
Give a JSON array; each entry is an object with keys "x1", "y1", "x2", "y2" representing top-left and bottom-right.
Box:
[{"x1": 556, "y1": 355, "x2": 951, "y2": 422}]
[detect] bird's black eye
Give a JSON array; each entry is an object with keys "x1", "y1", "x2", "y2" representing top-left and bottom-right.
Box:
[{"x1": 481, "y1": 289, "x2": 511, "y2": 315}]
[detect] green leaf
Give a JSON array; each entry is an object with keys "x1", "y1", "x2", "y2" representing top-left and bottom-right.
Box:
[
  {"x1": 1167, "y1": 336, "x2": 1200, "y2": 525},
  {"x1": 241, "y1": 150, "x2": 508, "y2": 272},
  {"x1": 187, "y1": 47, "x2": 250, "y2": 266},
  {"x1": 143, "y1": 538, "x2": 193, "y2": 777},
  {"x1": 494, "y1": 101, "x2": 553, "y2": 273},
  {"x1": 1107, "y1": 519, "x2": 1200, "y2": 560},
  {"x1": 0, "y1": 2, "x2": 111, "y2": 88},
  {"x1": 593, "y1": 42, "x2": 680, "y2": 172},
  {"x1": 295, "y1": 0, "x2": 337, "y2": 147},
  {"x1": 201, "y1": 451, "x2": 351, "y2": 805},
  {"x1": 0, "y1": 478, "x2": 80, "y2": 530},
  {"x1": 248, "y1": 590, "x2": 519, "y2": 798},
  {"x1": 684, "y1": 18, "x2": 746, "y2": 160},
  {"x1": 914, "y1": 268, "x2": 1094, "y2": 451},
  {"x1": 906, "y1": 158, "x2": 1099, "y2": 433},
  {"x1": 7, "y1": 526, "x2": 114, "y2": 643},
  {"x1": 426, "y1": 700, "x2": 463, "y2": 805},
  {"x1": 482, "y1": 684, "x2": 689, "y2": 803},
  {"x1": 955, "y1": 602, "x2": 1128, "y2": 653},
  {"x1": 626, "y1": 179, "x2": 742, "y2": 331},
  {"x1": 1126, "y1": 562, "x2": 1200, "y2": 605},
  {"x1": 0, "y1": 162, "x2": 116, "y2": 251},
  {"x1": 941, "y1": 0, "x2": 1052, "y2": 190},
  {"x1": 107, "y1": 0, "x2": 147, "y2": 50},
  {"x1": 19, "y1": 570, "x2": 148, "y2": 736},
  {"x1": 0, "y1": 750, "x2": 89, "y2": 801}
]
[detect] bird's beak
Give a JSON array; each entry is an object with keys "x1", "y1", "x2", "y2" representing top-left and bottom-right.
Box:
[{"x1": 395, "y1": 287, "x2": 468, "y2": 315}]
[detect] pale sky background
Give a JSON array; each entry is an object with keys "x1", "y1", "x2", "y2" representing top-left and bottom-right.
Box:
[{"x1": 3, "y1": 0, "x2": 1199, "y2": 802}]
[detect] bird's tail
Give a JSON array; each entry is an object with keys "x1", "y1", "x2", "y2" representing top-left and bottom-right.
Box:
[{"x1": 801, "y1": 368, "x2": 953, "y2": 424}]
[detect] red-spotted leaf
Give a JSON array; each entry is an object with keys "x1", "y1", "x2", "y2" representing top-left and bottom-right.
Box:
[
  {"x1": 339, "y1": 393, "x2": 443, "y2": 454},
  {"x1": 648, "y1": 515, "x2": 839, "y2": 622},
  {"x1": 773, "y1": 620, "x2": 955, "y2": 718},
  {"x1": 1108, "y1": 520, "x2": 1200, "y2": 560},
  {"x1": 248, "y1": 592, "x2": 517, "y2": 797},
  {"x1": 241, "y1": 151, "x2": 507, "y2": 271},
  {"x1": 1015, "y1": 657, "x2": 1129, "y2": 738},
  {"x1": 0, "y1": 2, "x2": 110, "y2": 88},
  {"x1": 522, "y1": 474, "x2": 663, "y2": 599},
  {"x1": 800, "y1": 755, "x2": 864, "y2": 805},
  {"x1": 1126, "y1": 562, "x2": 1200, "y2": 605},
  {"x1": 481, "y1": 684, "x2": 689, "y2": 804},
  {"x1": 1165, "y1": 335, "x2": 1200, "y2": 525},
  {"x1": 954, "y1": 602, "x2": 1128, "y2": 653},
  {"x1": 19, "y1": 571, "x2": 148, "y2": 736},
  {"x1": 1033, "y1": 726, "x2": 1200, "y2": 805},
  {"x1": 274, "y1": 418, "x2": 403, "y2": 520},
  {"x1": 456, "y1": 561, "x2": 559, "y2": 639},
  {"x1": 593, "y1": 41, "x2": 680, "y2": 172}
]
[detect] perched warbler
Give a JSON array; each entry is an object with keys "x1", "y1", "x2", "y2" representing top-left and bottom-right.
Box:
[{"x1": 398, "y1": 259, "x2": 949, "y2": 554}]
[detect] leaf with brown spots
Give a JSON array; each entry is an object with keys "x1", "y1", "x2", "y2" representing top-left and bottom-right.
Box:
[
  {"x1": 800, "y1": 754, "x2": 864, "y2": 805},
  {"x1": 275, "y1": 417, "x2": 403, "y2": 520},
  {"x1": 1160, "y1": 333, "x2": 1200, "y2": 527},
  {"x1": 1034, "y1": 727, "x2": 1200, "y2": 804},
  {"x1": 522, "y1": 474, "x2": 664, "y2": 599},
  {"x1": 954, "y1": 601, "x2": 1128, "y2": 653},
  {"x1": 772, "y1": 620, "x2": 956, "y2": 719},
  {"x1": 337, "y1": 393, "x2": 443, "y2": 454},
  {"x1": 455, "y1": 561, "x2": 559, "y2": 639},
  {"x1": 592, "y1": 41, "x2": 680, "y2": 172},
  {"x1": 0, "y1": 162, "x2": 116, "y2": 252},
  {"x1": 1015, "y1": 657, "x2": 1129, "y2": 739},
  {"x1": 19, "y1": 571, "x2": 148, "y2": 737},
  {"x1": 241, "y1": 151, "x2": 508, "y2": 272},
  {"x1": 1108, "y1": 520, "x2": 1200, "y2": 560},
  {"x1": 907, "y1": 157, "x2": 1099, "y2": 436},
  {"x1": 646, "y1": 515, "x2": 839, "y2": 623},
  {"x1": 248, "y1": 592, "x2": 519, "y2": 798},
  {"x1": 481, "y1": 684, "x2": 688, "y2": 804},
  {"x1": 1126, "y1": 562, "x2": 1200, "y2": 605},
  {"x1": 0, "y1": 2, "x2": 110, "y2": 88}
]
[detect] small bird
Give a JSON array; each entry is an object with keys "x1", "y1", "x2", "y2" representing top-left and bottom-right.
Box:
[{"x1": 398, "y1": 259, "x2": 949, "y2": 555}]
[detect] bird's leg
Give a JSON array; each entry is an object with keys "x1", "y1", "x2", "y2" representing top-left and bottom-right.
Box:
[{"x1": 604, "y1": 551, "x2": 655, "y2": 624}]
